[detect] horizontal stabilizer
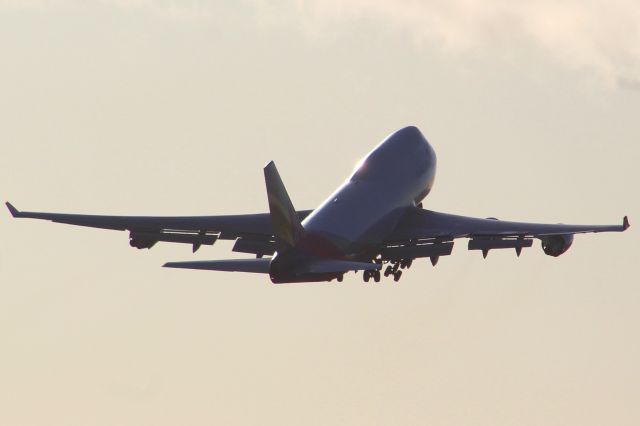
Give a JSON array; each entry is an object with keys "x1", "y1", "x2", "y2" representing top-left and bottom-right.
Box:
[
  {"x1": 306, "y1": 259, "x2": 381, "y2": 274},
  {"x1": 163, "y1": 258, "x2": 271, "y2": 273}
]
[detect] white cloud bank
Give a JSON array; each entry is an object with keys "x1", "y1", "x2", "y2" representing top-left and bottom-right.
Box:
[
  {"x1": 3, "y1": 0, "x2": 639, "y2": 88},
  {"x1": 255, "y1": 0, "x2": 640, "y2": 89}
]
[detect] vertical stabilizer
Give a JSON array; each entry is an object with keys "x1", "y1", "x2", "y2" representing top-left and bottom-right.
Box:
[{"x1": 264, "y1": 161, "x2": 304, "y2": 247}]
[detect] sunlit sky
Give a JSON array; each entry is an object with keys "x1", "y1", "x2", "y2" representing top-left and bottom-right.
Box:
[{"x1": 1, "y1": 1, "x2": 638, "y2": 425}]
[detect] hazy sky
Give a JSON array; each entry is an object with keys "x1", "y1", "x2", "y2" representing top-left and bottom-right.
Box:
[{"x1": 1, "y1": 1, "x2": 638, "y2": 425}]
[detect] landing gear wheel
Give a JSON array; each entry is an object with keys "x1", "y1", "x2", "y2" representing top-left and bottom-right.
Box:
[
  {"x1": 374, "y1": 271, "x2": 381, "y2": 282},
  {"x1": 384, "y1": 266, "x2": 393, "y2": 277},
  {"x1": 364, "y1": 271, "x2": 370, "y2": 283},
  {"x1": 393, "y1": 270, "x2": 402, "y2": 282},
  {"x1": 337, "y1": 274, "x2": 343, "y2": 282}
]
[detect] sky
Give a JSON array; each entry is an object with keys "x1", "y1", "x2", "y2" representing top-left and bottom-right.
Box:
[{"x1": 0, "y1": 1, "x2": 638, "y2": 425}]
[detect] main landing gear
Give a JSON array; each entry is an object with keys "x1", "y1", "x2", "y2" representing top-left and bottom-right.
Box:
[
  {"x1": 385, "y1": 268, "x2": 402, "y2": 282},
  {"x1": 363, "y1": 258, "x2": 413, "y2": 283},
  {"x1": 363, "y1": 270, "x2": 381, "y2": 283}
]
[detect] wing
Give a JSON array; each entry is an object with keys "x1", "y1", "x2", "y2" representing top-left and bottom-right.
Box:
[
  {"x1": 6, "y1": 202, "x2": 312, "y2": 254},
  {"x1": 381, "y1": 207, "x2": 629, "y2": 261},
  {"x1": 390, "y1": 208, "x2": 629, "y2": 240}
]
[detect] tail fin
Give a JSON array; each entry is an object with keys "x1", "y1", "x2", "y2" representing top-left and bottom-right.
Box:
[{"x1": 264, "y1": 161, "x2": 304, "y2": 247}]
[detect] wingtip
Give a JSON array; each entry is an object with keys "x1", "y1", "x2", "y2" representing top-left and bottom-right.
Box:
[
  {"x1": 5, "y1": 202, "x2": 19, "y2": 217},
  {"x1": 623, "y1": 216, "x2": 630, "y2": 231}
]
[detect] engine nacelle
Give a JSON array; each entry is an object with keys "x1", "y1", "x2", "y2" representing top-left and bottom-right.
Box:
[
  {"x1": 129, "y1": 236, "x2": 158, "y2": 249},
  {"x1": 540, "y1": 234, "x2": 574, "y2": 257}
]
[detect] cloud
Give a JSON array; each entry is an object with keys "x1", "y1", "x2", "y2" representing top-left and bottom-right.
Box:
[
  {"x1": 3, "y1": 0, "x2": 639, "y2": 88},
  {"x1": 0, "y1": 0, "x2": 212, "y2": 20},
  {"x1": 103, "y1": 0, "x2": 212, "y2": 20},
  {"x1": 253, "y1": 0, "x2": 640, "y2": 89},
  {"x1": 618, "y1": 76, "x2": 640, "y2": 91}
]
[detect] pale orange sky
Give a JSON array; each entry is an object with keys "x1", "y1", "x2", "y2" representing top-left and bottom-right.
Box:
[{"x1": 1, "y1": 2, "x2": 638, "y2": 425}]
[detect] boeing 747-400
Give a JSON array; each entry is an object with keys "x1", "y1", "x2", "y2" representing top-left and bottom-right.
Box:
[{"x1": 6, "y1": 126, "x2": 629, "y2": 283}]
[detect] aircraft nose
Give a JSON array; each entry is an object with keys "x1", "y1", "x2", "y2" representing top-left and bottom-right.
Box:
[
  {"x1": 396, "y1": 125, "x2": 421, "y2": 136},
  {"x1": 386, "y1": 126, "x2": 427, "y2": 147}
]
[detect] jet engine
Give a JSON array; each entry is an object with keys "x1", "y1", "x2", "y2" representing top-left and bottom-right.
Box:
[
  {"x1": 129, "y1": 234, "x2": 158, "y2": 249},
  {"x1": 540, "y1": 234, "x2": 574, "y2": 257}
]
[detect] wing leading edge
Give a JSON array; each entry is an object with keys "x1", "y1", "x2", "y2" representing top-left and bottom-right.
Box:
[
  {"x1": 6, "y1": 202, "x2": 312, "y2": 252},
  {"x1": 389, "y1": 207, "x2": 629, "y2": 241}
]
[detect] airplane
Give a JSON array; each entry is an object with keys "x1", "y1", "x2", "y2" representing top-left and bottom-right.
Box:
[{"x1": 6, "y1": 126, "x2": 630, "y2": 283}]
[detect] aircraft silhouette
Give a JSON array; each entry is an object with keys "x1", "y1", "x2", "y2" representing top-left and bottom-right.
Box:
[{"x1": 7, "y1": 126, "x2": 629, "y2": 283}]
